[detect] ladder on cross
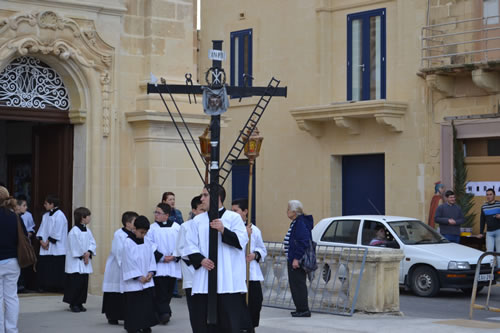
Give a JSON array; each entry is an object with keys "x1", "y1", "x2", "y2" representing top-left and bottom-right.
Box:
[{"x1": 219, "y1": 77, "x2": 282, "y2": 185}]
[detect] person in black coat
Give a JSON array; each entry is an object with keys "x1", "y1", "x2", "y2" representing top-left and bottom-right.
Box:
[
  {"x1": 283, "y1": 199, "x2": 314, "y2": 318},
  {"x1": 0, "y1": 186, "x2": 21, "y2": 332}
]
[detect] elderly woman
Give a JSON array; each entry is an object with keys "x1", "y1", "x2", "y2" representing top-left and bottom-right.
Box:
[
  {"x1": 0, "y1": 186, "x2": 21, "y2": 333},
  {"x1": 283, "y1": 200, "x2": 313, "y2": 318}
]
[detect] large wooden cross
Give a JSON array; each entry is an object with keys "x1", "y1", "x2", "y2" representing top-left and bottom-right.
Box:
[{"x1": 147, "y1": 40, "x2": 287, "y2": 325}]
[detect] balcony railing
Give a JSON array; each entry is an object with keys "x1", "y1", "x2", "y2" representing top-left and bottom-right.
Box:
[{"x1": 421, "y1": 15, "x2": 500, "y2": 70}]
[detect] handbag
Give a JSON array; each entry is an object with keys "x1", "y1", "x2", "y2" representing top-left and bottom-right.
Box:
[
  {"x1": 300, "y1": 239, "x2": 318, "y2": 274},
  {"x1": 16, "y1": 215, "x2": 37, "y2": 269}
]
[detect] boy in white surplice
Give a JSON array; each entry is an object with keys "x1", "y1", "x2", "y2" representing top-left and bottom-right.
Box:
[
  {"x1": 63, "y1": 207, "x2": 96, "y2": 313},
  {"x1": 147, "y1": 203, "x2": 181, "y2": 325},
  {"x1": 183, "y1": 184, "x2": 249, "y2": 333},
  {"x1": 101, "y1": 211, "x2": 138, "y2": 325},
  {"x1": 121, "y1": 215, "x2": 158, "y2": 333}
]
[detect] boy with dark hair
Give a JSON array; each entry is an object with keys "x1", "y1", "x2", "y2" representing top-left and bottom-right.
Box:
[
  {"x1": 147, "y1": 203, "x2": 181, "y2": 325},
  {"x1": 102, "y1": 211, "x2": 138, "y2": 325},
  {"x1": 16, "y1": 195, "x2": 35, "y2": 236},
  {"x1": 63, "y1": 207, "x2": 96, "y2": 313},
  {"x1": 174, "y1": 195, "x2": 205, "y2": 330},
  {"x1": 232, "y1": 198, "x2": 267, "y2": 332},
  {"x1": 122, "y1": 215, "x2": 158, "y2": 333},
  {"x1": 36, "y1": 194, "x2": 68, "y2": 292}
]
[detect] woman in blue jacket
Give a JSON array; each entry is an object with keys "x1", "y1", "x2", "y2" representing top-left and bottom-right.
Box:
[{"x1": 283, "y1": 200, "x2": 313, "y2": 318}]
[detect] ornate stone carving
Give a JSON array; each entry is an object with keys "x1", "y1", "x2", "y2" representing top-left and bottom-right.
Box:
[
  {"x1": 0, "y1": 10, "x2": 115, "y2": 135},
  {"x1": 0, "y1": 56, "x2": 70, "y2": 110}
]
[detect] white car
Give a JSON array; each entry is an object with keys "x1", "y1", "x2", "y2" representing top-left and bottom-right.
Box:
[{"x1": 312, "y1": 215, "x2": 499, "y2": 297}]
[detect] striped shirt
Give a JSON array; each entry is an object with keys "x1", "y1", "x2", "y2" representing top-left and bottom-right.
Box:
[
  {"x1": 480, "y1": 200, "x2": 500, "y2": 233},
  {"x1": 283, "y1": 220, "x2": 296, "y2": 255}
]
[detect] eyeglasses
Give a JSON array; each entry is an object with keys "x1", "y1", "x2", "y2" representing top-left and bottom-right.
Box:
[{"x1": 153, "y1": 211, "x2": 165, "y2": 215}]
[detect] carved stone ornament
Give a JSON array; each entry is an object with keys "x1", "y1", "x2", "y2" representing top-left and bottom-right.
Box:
[
  {"x1": 0, "y1": 56, "x2": 70, "y2": 110},
  {"x1": 0, "y1": 10, "x2": 114, "y2": 135}
]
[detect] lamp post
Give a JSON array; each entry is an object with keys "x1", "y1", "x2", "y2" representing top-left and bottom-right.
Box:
[
  {"x1": 243, "y1": 127, "x2": 263, "y2": 303},
  {"x1": 198, "y1": 126, "x2": 211, "y2": 184}
]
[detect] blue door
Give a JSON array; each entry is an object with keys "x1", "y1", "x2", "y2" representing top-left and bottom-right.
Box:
[
  {"x1": 342, "y1": 154, "x2": 385, "y2": 215},
  {"x1": 231, "y1": 160, "x2": 256, "y2": 225}
]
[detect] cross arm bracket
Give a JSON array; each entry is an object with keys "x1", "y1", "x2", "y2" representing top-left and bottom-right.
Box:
[{"x1": 147, "y1": 83, "x2": 287, "y2": 98}]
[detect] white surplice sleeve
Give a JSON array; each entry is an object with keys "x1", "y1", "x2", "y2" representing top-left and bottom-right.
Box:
[
  {"x1": 49, "y1": 213, "x2": 68, "y2": 241},
  {"x1": 88, "y1": 228, "x2": 97, "y2": 255},
  {"x1": 253, "y1": 227, "x2": 267, "y2": 262}
]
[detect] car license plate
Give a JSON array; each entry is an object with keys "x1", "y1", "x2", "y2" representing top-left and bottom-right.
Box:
[{"x1": 478, "y1": 274, "x2": 493, "y2": 281}]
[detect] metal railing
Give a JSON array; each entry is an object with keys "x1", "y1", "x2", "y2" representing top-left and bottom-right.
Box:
[
  {"x1": 421, "y1": 15, "x2": 500, "y2": 68},
  {"x1": 261, "y1": 242, "x2": 367, "y2": 316},
  {"x1": 469, "y1": 251, "x2": 500, "y2": 319}
]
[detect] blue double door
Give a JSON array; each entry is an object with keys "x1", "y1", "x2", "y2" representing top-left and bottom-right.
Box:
[{"x1": 342, "y1": 154, "x2": 385, "y2": 215}]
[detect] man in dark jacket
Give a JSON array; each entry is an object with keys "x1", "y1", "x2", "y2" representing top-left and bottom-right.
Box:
[
  {"x1": 284, "y1": 200, "x2": 313, "y2": 318},
  {"x1": 434, "y1": 190, "x2": 464, "y2": 243}
]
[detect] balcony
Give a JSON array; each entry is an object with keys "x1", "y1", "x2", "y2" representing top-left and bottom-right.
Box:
[{"x1": 420, "y1": 14, "x2": 500, "y2": 95}]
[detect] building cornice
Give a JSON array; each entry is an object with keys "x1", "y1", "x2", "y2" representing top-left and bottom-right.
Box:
[{"x1": 290, "y1": 100, "x2": 408, "y2": 136}]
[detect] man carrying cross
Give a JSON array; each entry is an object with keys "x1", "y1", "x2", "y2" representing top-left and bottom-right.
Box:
[{"x1": 183, "y1": 184, "x2": 249, "y2": 333}]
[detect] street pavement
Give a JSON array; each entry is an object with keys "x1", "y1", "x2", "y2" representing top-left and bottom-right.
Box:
[{"x1": 18, "y1": 292, "x2": 500, "y2": 333}]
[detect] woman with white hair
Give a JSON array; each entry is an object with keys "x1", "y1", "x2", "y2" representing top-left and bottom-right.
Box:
[
  {"x1": 0, "y1": 186, "x2": 21, "y2": 333},
  {"x1": 283, "y1": 200, "x2": 314, "y2": 318}
]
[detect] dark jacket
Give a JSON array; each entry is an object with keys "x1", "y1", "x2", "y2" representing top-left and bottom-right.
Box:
[
  {"x1": 0, "y1": 207, "x2": 18, "y2": 261},
  {"x1": 287, "y1": 214, "x2": 314, "y2": 263}
]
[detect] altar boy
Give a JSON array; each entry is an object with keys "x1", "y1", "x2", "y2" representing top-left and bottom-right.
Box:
[
  {"x1": 101, "y1": 211, "x2": 138, "y2": 325},
  {"x1": 63, "y1": 207, "x2": 96, "y2": 313},
  {"x1": 147, "y1": 203, "x2": 181, "y2": 324},
  {"x1": 121, "y1": 215, "x2": 159, "y2": 333}
]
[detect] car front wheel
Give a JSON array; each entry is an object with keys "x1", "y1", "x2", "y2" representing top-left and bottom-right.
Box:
[{"x1": 410, "y1": 266, "x2": 439, "y2": 297}]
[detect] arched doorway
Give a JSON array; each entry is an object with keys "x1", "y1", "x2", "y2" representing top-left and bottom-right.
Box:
[{"x1": 0, "y1": 56, "x2": 74, "y2": 289}]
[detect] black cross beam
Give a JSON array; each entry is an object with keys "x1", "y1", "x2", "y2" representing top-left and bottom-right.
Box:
[{"x1": 147, "y1": 40, "x2": 286, "y2": 326}]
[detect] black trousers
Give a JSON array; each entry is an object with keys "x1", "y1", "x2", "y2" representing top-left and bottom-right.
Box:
[
  {"x1": 287, "y1": 262, "x2": 309, "y2": 312},
  {"x1": 37, "y1": 255, "x2": 65, "y2": 292},
  {"x1": 185, "y1": 288, "x2": 197, "y2": 332},
  {"x1": 102, "y1": 292, "x2": 125, "y2": 321},
  {"x1": 153, "y1": 276, "x2": 176, "y2": 316},
  {"x1": 248, "y1": 281, "x2": 263, "y2": 327},
  {"x1": 191, "y1": 293, "x2": 248, "y2": 333},
  {"x1": 124, "y1": 287, "x2": 159, "y2": 332},
  {"x1": 63, "y1": 273, "x2": 88, "y2": 305}
]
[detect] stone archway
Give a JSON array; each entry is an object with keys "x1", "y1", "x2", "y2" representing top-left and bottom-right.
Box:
[{"x1": 0, "y1": 10, "x2": 116, "y2": 293}]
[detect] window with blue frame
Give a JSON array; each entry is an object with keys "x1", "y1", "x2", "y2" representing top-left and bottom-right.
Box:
[
  {"x1": 230, "y1": 29, "x2": 252, "y2": 91},
  {"x1": 347, "y1": 8, "x2": 386, "y2": 101}
]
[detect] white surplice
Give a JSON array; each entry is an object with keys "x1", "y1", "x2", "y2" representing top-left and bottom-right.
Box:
[
  {"x1": 248, "y1": 224, "x2": 267, "y2": 282},
  {"x1": 21, "y1": 211, "x2": 35, "y2": 233},
  {"x1": 36, "y1": 209, "x2": 68, "y2": 256},
  {"x1": 120, "y1": 237, "x2": 157, "y2": 292},
  {"x1": 183, "y1": 209, "x2": 248, "y2": 295},
  {"x1": 65, "y1": 225, "x2": 97, "y2": 274},
  {"x1": 102, "y1": 228, "x2": 131, "y2": 292},
  {"x1": 173, "y1": 219, "x2": 195, "y2": 289},
  {"x1": 146, "y1": 221, "x2": 181, "y2": 279}
]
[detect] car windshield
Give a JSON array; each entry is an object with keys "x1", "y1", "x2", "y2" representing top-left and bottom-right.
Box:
[{"x1": 387, "y1": 220, "x2": 447, "y2": 245}]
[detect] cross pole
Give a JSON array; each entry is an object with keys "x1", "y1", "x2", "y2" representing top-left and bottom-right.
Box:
[{"x1": 147, "y1": 40, "x2": 287, "y2": 325}]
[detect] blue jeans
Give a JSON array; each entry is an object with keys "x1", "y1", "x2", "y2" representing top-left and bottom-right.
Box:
[
  {"x1": 486, "y1": 229, "x2": 500, "y2": 267},
  {"x1": 442, "y1": 234, "x2": 461, "y2": 243}
]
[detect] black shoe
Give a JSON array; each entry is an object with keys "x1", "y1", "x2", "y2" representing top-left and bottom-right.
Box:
[
  {"x1": 291, "y1": 310, "x2": 311, "y2": 317},
  {"x1": 290, "y1": 311, "x2": 297, "y2": 315},
  {"x1": 78, "y1": 304, "x2": 87, "y2": 312},
  {"x1": 142, "y1": 328, "x2": 152, "y2": 333},
  {"x1": 172, "y1": 294, "x2": 182, "y2": 298},
  {"x1": 107, "y1": 319, "x2": 119, "y2": 325},
  {"x1": 70, "y1": 305, "x2": 81, "y2": 313},
  {"x1": 159, "y1": 312, "x2": 171, "y2": 325}
]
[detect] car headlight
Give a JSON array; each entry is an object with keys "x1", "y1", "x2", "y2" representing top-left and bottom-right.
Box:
[{"x1": 448, "y1": 261, "x2": 470, "y2": 270}]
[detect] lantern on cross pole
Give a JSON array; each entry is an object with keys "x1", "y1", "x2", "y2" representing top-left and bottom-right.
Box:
[
  {"x1": 243, "y1": 127, "x2": 263, "y2": 303},
  {"x1": 198, "y1": 126, "x2": 211, "y2": 184}
]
